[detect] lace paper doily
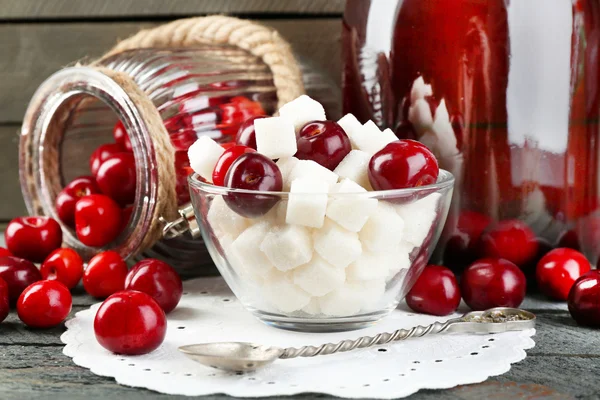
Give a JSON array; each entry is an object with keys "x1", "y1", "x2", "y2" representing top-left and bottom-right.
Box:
[{"x1": 61, "y1": 277, "x2": 535, "y2": 398}]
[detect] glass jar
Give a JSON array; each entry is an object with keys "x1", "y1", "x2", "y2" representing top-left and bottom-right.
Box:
[
  {"x1": 343, "y1": 0, "x2": 600, "y2": 269},
  {"x1": 20, "y1": 45, "x2": 335, "y2": 277}
]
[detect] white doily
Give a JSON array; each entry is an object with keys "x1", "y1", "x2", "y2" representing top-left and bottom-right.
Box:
[{"x1": 61, "y1": 277, "x2": 536, "y2": 398}]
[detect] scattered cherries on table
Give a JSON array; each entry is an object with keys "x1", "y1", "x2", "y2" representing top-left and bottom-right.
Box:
[
  {"x1": 83, "y1": 251, "x2": 128, "y2": 299},
  {"x1": 5, "y1": 216, "x2": 63, "y2": 263},
  {"x1": 124, "y1": 259, "x2": 183, "y2": 313},
  {"x1": 17, "y1": 280, "x2": 72, "y2": 329},
  {"x1": 406, "y1": 265, "x2": 460, "y2": 316},
  {"x1": 536, "y1": 248, "x2": 591, "y2": 301},
  {"x1": 41, "y1": 248, "x2": 84, "y2": 290}
]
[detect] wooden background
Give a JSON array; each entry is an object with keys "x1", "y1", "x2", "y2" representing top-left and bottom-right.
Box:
[{"x1": 0, "y1": 0, "x2": 345, "y2": 220}]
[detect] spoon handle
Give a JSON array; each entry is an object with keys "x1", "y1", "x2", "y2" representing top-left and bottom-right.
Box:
[{"x1": 279, "y1": 318, "x2": 461, "y2": 360}]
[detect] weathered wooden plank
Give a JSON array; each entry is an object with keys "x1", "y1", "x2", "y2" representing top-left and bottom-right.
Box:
[
  {"x1": 0, "y1": 19, "x2": 341, "y2": 123},
  {"x1": 0, "y1": 0, "x2": 345, "y2": 19},
  {"x1": 0, "y1": 125, "x2": 25, "y2": 219}
]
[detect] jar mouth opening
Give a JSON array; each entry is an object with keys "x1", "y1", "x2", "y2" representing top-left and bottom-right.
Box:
[
  {"x1": 188, "y1": 169, "x2": 455, "y2": 198},
  {"x1": 19, "y1": 67, "x2": 158, "y2": 260}
]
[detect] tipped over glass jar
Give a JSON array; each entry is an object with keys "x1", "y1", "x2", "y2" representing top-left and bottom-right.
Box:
[
  {"x1": 20, "y1": 44, "x2": 336, "y2": 277},
  {"x1": 343, "y1": 0, "x2": 600, "y2": 269}
]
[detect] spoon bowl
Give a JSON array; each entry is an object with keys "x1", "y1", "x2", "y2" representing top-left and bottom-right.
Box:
[{"x1": 179, "y1": 342, "x2": 284, "y2": 372}]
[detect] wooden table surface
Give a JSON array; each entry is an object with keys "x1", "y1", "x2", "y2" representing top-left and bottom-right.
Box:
[{"x1": 0, "y1": 289, "x2": 598, "y2": 400}]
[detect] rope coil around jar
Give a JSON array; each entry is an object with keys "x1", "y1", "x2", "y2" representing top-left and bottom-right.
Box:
[{"x1": 89, "y1": 16, "x2": 304, "y2": 251}]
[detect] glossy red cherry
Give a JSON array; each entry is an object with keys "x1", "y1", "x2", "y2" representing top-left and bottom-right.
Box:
[
  {"x1": 212, "y1": 145, "x2": 256, "y2": 186},
  {"x1": 6, "y1": 216, "x2": 63, "y2": 263},
  {"x1": 295, "y1": 120, "x2": 352, "y2": 171},
  {"x1": 0, "y1": 256, "x2": 42, "y2": 303},
  {"x1": 406, "y1": 265, "x2": 461, "y2": 316},
  {"x1": 40, "y1": 248, "x2": 84, "y2": 290},
  {"x1": 89, "y1": 143, "x2": 126, "y2": 176},
  {"x1": 557, "y1": 229, "x2": 581, "y2": 251},
  {"x1": 17, "y1": 280, "x2": 72, "y2": 328},
  {"x1": 55, "y1": 176, "x2": 101, "y2": 227},
  {"x1": 568, "y1": 271, "x2": 600, "y2": 327},
  {"x1": 443, "y1": 210, "x2": 492, "y2": 270},
  {"x1": 461, "y1": 258, "x2": 526, "y2": 310},
  {"x1": 94, "y1": 290, "x2": 167, "y2": 355},
  {"x1": 0, "y1": 278, "x2": 9, "y2": 323},
  {"x1": 536, "y1": 248, "x2": 590, "y2": 301},
  {"x1": 75, "y1": 195, "x2": 123, "y2": 247},
  {"x1": 0, "y1": 247, "x2": 12, "y2": 257},
  {"x1": 83, "y1": 251, "x2": 128, "y2": 298},
  {"x1": 95, "y1": 153, "x2": 137, "y2": 206},
  {"x1": 125, "y1": 259, "x2": 183, "y2": 313},
  {"x1": 235, "y1": 115, "x2": 266, "y2": 150},
  {"x1": 479, "y1": 220, "x2": 538, "y2": 267},
  {"x1": 224, "y1": 152, "x2": 283, "y2": 218},
  {"x1": 112, "y1": 121, "x2": 133, "y2": 152},
  {"x1": 368, "y1": 139, "x2": 439, "y2": 190}
]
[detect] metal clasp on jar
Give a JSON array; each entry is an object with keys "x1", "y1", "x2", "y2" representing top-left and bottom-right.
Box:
[{"x1": 160, "y1": 203, "x2": 200, "y2": 240}]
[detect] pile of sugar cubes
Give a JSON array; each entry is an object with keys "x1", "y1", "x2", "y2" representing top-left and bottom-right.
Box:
[{"x1": 189, "y1": 90, "x2": 442, "y2": 317}]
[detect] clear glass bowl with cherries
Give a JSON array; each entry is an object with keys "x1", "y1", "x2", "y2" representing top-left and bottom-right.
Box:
[{"x1": 187, "y1": 95, "x2": 454, "y2": 332}]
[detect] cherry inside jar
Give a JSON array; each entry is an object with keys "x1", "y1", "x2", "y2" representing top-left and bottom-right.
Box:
[{"x1": 343, "y1": 0, "x2": 600, "y2": 267}]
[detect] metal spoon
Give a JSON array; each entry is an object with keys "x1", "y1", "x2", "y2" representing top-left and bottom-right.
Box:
[{"x1": 179, "y1": 307, "x2": 535, "y2": 373}]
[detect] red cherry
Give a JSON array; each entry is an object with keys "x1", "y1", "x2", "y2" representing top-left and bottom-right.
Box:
[
  {"x1": 224, "y1": 153, "x2": 283, "y2": 218},
  {"x1": 40, "y1": 248, "x2": 84, "y2": 290},
  {"x1": 0, "y1": 247, "x2": 11, "y2": 257},
  {"x1": 83, "y1": 251, "x2": 128, "y2": 298},
  {"x1": 295, "y1": 121, "x2": 352, "y2": 171},
  {"x1": 95, "y1": 153, "x2": 137, "y2": 206},
  {"x1": 461, "y1": 258, "x2": 526, "y2": 310},
  {"x1": 212, "y1": 145, "x2": 256, "y2": 186},
  {"x1": 75, "y1": 195, "x2": 122, "y2": 247},
  {"x1": 112, "y1": 121, "x2": 133, "y2": 152},
  {"x1": 55, "y1": 176, "x2": 101, "y2": 227},
  {"x1": 536, "y1": 248, "x2": 590, "y2": 301},
  {"x1": 557, "y1": 229, "x2": 581, "y2": 251},
  {"x1": 235, "y1": 115, "x2": 267, "y2": 150},
  {"x1": 0, "y1": 256, "x2": 42, "y2": 303},
  {"x1": 568, "y1": 271, "x2": 600, "y2": 327},
  {"x1": 94, "y1": 290, "x2": 166, "y2": 355},
  {"x1": 443, "y1": 211, "x2": 492, "y2": 270},
  {"x1": 406, "y1": 265, "x2": 461, "y2": 316},
  {"x1": 220, "y1": 141, "x2": 238, "y2": 150},
  {"x1": 368, "y1": 140, "x2": 439, "y2": 190},
  {"x1": 17, "y1": 280, "x2": 72, "y2": 328},
  {"x1": 0, "y1": 278, "x2": 9, "y2": 323},
  {"x1": 220, "y1": 98, "x2": 265, "y2": 127},
  {"x1": 6, "y1": 216, "x2": 63, "y2": 263},
  {"x1": 89, "y1": 143, "x2": 127, "y2": 176},
  {"x1": 480, "y1": 220, "x2": 538, "y2": 267},
  {"x1": 125, "y1": 259, "x2": 183, "y2": 313}
]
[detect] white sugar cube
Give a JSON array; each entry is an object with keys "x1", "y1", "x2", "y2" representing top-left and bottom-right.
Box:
[
  {"x1": 346, "y1": 251, "x2": 392, "y2": 281},
  {"x1": 279, "y1": 95, "x2": 326, "y2": 131},
  {"x1": 313, "y1": 219, "x2": 362, "y2": 268},
  {"x1": 286, "y1": 178, "x2": 329, "y2": 228},
  {"x1": 221, "y1": 234, "x2": 267, "y2": 284},
  {"x1": 337, "y1": 114, "x2": 363, "y2": 148},
  {"x1": 410, "y1": 76, "x2": 433, "y2": 103},
  {"x1": 302, "y1": 298, "x2": 322, "y2": 315},
  {"x1": 319, "y1": 280, "x2": 385, "y2": 316},
  {"x1": 276, "y1": 157, "x2": 299, "y2": 191},
  {"x1": 288, "y1": 160, "x2": 338, "y2": 189},
  {"x1": 260, "y1": 224, "x2": 313, "y2": 271},
  {"x1": 263, "y1": 200, "x2": 288, "y2": 226},
  {"x1": 230, "y1": 222, "x2": 274, "y2": 278},
  {"x1": 293, "y1": 256, "x2": 345, "y2": 296},
  {"x1": 430, "y1": 100, "x2": 459, "y2": 159},
  {"x1": 359, "y1": 202, "x2": 405, "y2": 252},
  {"x1": 263, "y1": 270, "x2": 311, "y2": 313},
  {"x1": 352, "y1": 121, "x2": 396, "y2": 155},
  {"x1": 326, "y1": 179, "x2": 378, "y2": 232},
  {"x1": 254, "y1": 116, "x2": 297, "y2": 159},
  {"x1": 408, "y1": 98, "x2": 434, "y2": 131},
  {"x1": 207, "y1": 196, "x2": 251, "y2": 238},
  {"x1": 387, "y1": 241, "x2": 415, "y2": 279},
  {"x1": 333, "y1": 150, "x2": 373, "y2": 190},
  {"x1": 396, "y1": 193, "x2": 441, "y2": 247},
  {"x1": 187, "y1": 136, "x2": 225, "y2": 182},
  {"x1": 381, "y1": 128, "x2": 398, "y2": 143}
]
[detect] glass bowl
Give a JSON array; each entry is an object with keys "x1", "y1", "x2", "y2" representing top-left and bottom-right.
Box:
[{"x1": 188, "y1": 170, "x2": 454, "y2": 332}]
